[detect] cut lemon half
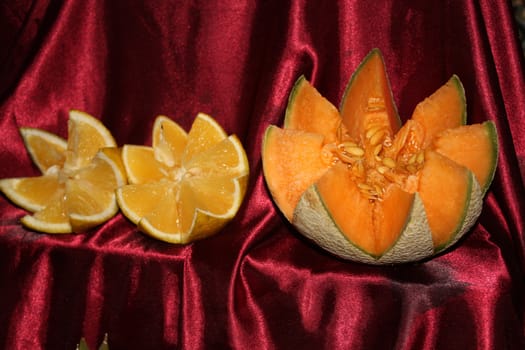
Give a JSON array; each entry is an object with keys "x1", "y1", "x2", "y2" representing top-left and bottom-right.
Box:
[
  {"x1": 0, "y1": 110, "x2": 126, "y2": 234},
  {"x1": 117, "y1": 113, "x2": 249, "y2": 244}
]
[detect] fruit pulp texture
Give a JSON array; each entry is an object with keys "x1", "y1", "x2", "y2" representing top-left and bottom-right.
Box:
[{"x1": 432, "y1": 122, "x2": 498, "y2": 193}]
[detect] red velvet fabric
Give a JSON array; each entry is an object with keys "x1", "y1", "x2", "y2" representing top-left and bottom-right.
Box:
[{"x1": 1, "y1": 1, "x2": 524, "y2": 349}]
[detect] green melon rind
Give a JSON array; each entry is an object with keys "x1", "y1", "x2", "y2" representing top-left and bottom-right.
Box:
[
  {"x1": 261, "y1": 125, "x2": 286, "y2": 216},
  {"x1": 338, "y1": 48, "x2": 402, "y2": 131},
  {"x1": 293, "y1": 185, "x2": 434, "y2": 265},
  {"x1": 282, "y1": 75, "x2": 340, "y2": 136},
  {"x1": 283, "y1": 75, "x2": 307, "y2": 128},
  {"x1": 434, "y1": 171, "x2": 483, "y2": 253},
  {"x1": 480, "y1": 120, "x2": 499, "y2": 196},
  {"x1": 449, "y1": 74, "x2": 467, "y2": 125},
  {"x1": 293, "y1": 170, "x2": 483, "y2": 264},
  {"x1": 374, "y1": 193, "x2": 434, "y2": 264}
]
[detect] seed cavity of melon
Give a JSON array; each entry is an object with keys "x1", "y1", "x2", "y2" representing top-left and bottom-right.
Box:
[{"x1": 316, "y1": 118, "x2": 427, "y2": 205}]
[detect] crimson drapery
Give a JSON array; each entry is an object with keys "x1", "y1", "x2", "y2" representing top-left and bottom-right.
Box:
[{"x1": 1, "y1": 1, "x2": 524, "y2": 349}]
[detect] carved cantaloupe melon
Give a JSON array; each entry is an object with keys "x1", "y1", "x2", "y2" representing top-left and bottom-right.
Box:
[{"x1": 262, "y1": 49, "x2": 498, "y2": 264}]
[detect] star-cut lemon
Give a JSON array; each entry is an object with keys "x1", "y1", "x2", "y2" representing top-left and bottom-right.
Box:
[
  {"x1": 116, "y1": 113, "x2": 249, "y2": 244},
  {"x1": 0, "y1": 110, "x2": 126, "y2": 233}
]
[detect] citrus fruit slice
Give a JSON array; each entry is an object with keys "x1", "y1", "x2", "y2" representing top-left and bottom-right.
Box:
[
  {"x1": 20, "y1": 127, "x2": 68, "y2": 173},
  {"x1": 0, "y1": 110, "x2": 126, "y2": 234},
  {"x1": 117, "y1": 113, "x2": 249, "y2": 244}
]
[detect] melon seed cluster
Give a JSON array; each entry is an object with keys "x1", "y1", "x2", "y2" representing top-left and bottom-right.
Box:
[{"x1": 320, "y1": 97, "x2": 425, "y2": 202}]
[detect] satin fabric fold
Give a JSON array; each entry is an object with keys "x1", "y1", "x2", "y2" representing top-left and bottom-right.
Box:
[{"x1": 0, "y1": 1, "x2": 524, "y2": 349}]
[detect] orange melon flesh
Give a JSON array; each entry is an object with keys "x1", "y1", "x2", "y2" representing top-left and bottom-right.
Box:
[
  {"x1": 375, "y1": 185, "x2": 417, "y2": 254},
  {"x1": 417, "y1": 150, "x2": 472, "y2": 249},
  {"x1": 339, "y1": 49, "x2": 401, "y2": 140},
  {"x1": 262, "y1": 126, "x2": 330, "y2": 220},
  {"x1": 432, "y1": 121, "x2": 498, "y2": 194},
  {"x1": 411, "y1": 75, "x2": 467, "y2": 147},
  {"x1": 385, "y1": 75, "x2": 466, "y2": 162},
  {"x1": 283, "y1": 76, "x2": 341, "y2": 143},
  {"x1": 314, "y1": 164, "x2": 375, "y2": 254},
  {"x1": 315, "y1": 163, "x2": 414, "y2": 257}
]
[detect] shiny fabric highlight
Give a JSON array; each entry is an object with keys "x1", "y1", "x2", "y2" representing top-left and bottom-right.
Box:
[{"x1": 0, "y1": 1, "x2": 524, "y2": 349}]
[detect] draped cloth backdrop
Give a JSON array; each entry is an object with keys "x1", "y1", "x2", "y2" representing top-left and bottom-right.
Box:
[{"x1": 1, "y1": 1, "x2": 524, "y2": 349}]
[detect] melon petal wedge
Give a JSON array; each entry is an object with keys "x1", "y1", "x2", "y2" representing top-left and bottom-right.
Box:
[
  {"x1": 0, "y1": 110, "x2": 126, "y2": 234},
  {"x1": 116, "y1": 113, "x2": 249, "y2": 244},
  {"x1": 262, "y1": 49, "x2": 498, "y2": 264}
]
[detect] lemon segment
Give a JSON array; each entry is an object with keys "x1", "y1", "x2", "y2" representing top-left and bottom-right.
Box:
[
  {"x1": 182, "y1": 113, "x2": 228, "y2": 164},
  {"x1": 153, "y1": 115, "x2": 188, "y2": 168},
  {"x1": 0, "y1": 110, "x2": 125, "y2": 234},
  {"x1": 0, "y1": 176, "x2": 62, "y2": 212},
  {"x1": 20, "y1": 127, "x2": 67, "y2": 173},
  {"x1": 117, "y1": 114, "x2": 249, "y2": 244},
  {"x1": 116, "y1": 181, "x2": 173, "y2": 224},
  {"x1": 64, "y1": 110, "x2": 117, "y2": 169},
  {"x1": 122, "y1": 145, "x2": 166, "y2": 184},
  {"x1": 20, "y1": 189, "x2": 72, "y2": 234}
]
